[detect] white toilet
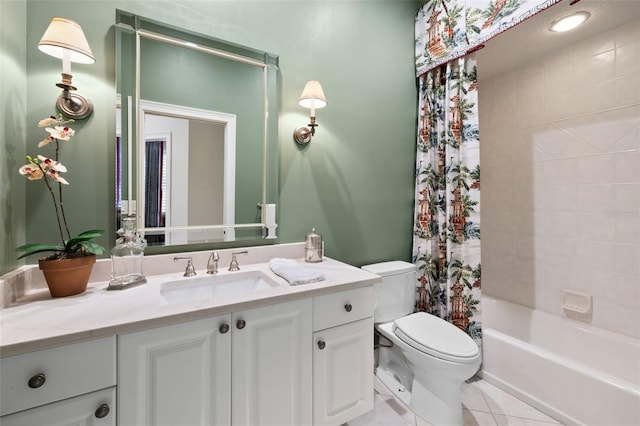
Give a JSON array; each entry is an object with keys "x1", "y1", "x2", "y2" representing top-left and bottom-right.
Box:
[{"x1": 362, "y1": 261, "x2": 481, "y2": 426}]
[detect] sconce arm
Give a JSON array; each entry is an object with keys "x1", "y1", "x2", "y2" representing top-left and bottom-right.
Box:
[
  {"x1": 294, "y1": 116, "x2": 318, "y2": 145},
  {"x1": 54, "y1": 72, "x2": 93, "y2": 120}
]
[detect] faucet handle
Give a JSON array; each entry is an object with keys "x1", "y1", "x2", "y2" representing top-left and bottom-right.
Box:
[
  {"x1": 174, "y1": 256, "x2": 196, "y2": 277},
  {"x1": 207, "y1": 252, "x2": 220, "y2": 275},
  {"x1": 228, "y1": 250, "x2": 248, "y2": 271}
]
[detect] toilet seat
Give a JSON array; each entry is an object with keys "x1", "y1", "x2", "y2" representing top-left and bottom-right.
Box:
[{"x1": 393, "y1": 312, "x2": 479, "y2": 364}]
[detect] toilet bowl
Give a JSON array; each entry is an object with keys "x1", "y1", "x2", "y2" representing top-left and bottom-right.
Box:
[{"x1": 362, "y1": 261, "x2": 481, "y2": 426}]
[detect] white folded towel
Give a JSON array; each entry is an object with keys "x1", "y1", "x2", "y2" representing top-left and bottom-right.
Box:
[{"x1": 269, "y1": 258, "x2": 326, "y2": 285}]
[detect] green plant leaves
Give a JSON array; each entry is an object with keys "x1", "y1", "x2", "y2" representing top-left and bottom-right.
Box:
[
  {"x1": 15, "y1": 243, "x2": 65, "y2": 260},
  {"x1": 16, "y1": 229, "x2": 106, "y2": 259}
]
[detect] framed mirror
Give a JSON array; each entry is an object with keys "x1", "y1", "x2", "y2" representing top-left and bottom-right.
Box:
[{"x1": 115, "y1": 10, "x2": 279, "y2": 247}]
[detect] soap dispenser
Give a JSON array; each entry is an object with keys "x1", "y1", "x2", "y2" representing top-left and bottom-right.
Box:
[{"x1": 305, "y1": 228, "x2": 323, "y2": 263}]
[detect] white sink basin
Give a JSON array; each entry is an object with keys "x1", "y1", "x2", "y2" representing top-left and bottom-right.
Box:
[{"x1": 160, "y1": 270, "x2": 280, "y2": 304}]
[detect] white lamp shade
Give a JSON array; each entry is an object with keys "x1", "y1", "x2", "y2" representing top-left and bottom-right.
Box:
[
  {"x1": 298, "y1": 80, "x2": 327, "y2": 109},
  {"x1": 38, "y1": 17, "x2": 95, "y2": 64}
]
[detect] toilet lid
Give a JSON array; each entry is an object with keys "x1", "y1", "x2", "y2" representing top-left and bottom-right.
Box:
[{"x1": 393, "y1": 312, "x2": 479, "y2": 364}]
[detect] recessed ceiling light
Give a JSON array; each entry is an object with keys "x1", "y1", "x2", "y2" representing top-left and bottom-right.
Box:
[{"x1": 549, "y1": 11, "x2": 591, "y2": 32}]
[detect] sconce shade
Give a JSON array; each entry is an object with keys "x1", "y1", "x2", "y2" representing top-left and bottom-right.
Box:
[
  {"x1": 294, "y1": 80, "x2": 327, "y2": 145},
  {"x1": 38, "y1": 17, "x2": 95, "y2": 64},
  {"x1": 298, "y1": 80, "x2": 327, "y2": 109}
]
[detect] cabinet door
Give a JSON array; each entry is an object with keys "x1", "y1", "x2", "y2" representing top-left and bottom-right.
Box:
[
  {"x1": 118, "y1": 315, "x2": 231, "y2": 426},
  {"x1": 232, "y1": 299, "x2": 312, "y2": 426},
  {"x1": 313, "y1": 318, "x2": 374, "y2": 426},
  {"x1": 0, "y1": 387, "x2": 116, "y2": 426}
]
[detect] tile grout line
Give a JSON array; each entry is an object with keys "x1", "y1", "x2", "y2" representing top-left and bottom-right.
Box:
[{"x1": 476, "y1": 382, "x2": 502, "y2": 425}]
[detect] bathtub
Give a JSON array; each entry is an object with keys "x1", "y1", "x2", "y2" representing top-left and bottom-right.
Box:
[{"x1": 480, "y1": 296, "x2": 640, "y2": 426}]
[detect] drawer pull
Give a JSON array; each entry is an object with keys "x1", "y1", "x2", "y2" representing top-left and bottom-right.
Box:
[
  {"x1": 27, "y1": 373, "x2": 46, "y2": 389},
  {"x1": 317, "y1": 340, "x2": 326, "y2": 350},
  {"x1": 95, "y1": 403, "x2": 110, "y2": 419},
  {"x1": 219, "y1": 323, "x2": 230, "y2": 334},
  {"x1": 236, "y1": 319, "x2": 246, "y2": 330},
  {"x1": 344, "y1": 303, "x2": 353, "y2": 312}
]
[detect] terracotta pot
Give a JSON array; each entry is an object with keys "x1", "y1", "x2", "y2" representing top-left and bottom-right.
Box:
[{"x1": 38, "y1": 255, "x2": 96, "y2": 297}]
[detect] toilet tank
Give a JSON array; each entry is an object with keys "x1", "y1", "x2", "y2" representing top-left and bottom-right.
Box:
[{"x1": 361, "y1": 261, "x2": 416, "y2": 323}]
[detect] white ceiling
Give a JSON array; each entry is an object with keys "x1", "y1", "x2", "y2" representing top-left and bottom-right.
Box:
[{"x1": 476, "y1": 0, "x2": 640, "y2": 79}]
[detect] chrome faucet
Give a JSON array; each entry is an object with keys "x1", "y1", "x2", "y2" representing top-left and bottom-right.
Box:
[
  {"x1": 174, "y1": 256, "x2": 196, "y2": 277},
  {"x1": 207, "y1": 252, "x2": 220, "y2": 274},
  {"x1": 228, "y1": 251, "x2": 248, "y2": 271}
]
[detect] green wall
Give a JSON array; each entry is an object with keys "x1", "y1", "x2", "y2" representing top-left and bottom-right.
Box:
[
  {"x1": 1, "y1": 0, "x2": 27, "y2": 275},
  {"x1": 2, "y1": 0, "x2": 420, "y2": 273}
]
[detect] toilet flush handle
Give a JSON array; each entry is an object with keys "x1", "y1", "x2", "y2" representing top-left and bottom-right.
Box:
[{"x1": 344, "y1": 303, "x2": 352, "y2": 312}]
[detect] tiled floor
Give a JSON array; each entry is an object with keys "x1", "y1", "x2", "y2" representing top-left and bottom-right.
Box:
[{"x1": 344, "y1": 375, "x2": 563, "y2": 426}]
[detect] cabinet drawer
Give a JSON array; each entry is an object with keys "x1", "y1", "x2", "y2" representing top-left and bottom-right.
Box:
[
  {"x1": 313, "y1": 286, "x2": 373, "y2": 331},
  {"x1": 0, "y1": 387, "x2": 116, "y2": 426},
  {"x1": 0, "y1": 336, "x2": 116, "y2": 416}
]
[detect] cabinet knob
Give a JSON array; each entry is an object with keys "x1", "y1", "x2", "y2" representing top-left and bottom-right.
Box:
[
  {"x1": 27, "y1": 373, "x2": 46, "y2": 389},
  {"x1": 219, "y1": 323, "x2": 230, "y2": 334},
  {"x1": 94, "y1": 403, "x2": 110, "y2": 419},
  {"x1": 236, "y1": 319, "x2": 246, "y2": 330},
  {"x1": 317, "y1": 340, "x2": 326, "y2": 350},
  {"x1": 344, "y1": 303, "x2": 353, "y2": 312}
]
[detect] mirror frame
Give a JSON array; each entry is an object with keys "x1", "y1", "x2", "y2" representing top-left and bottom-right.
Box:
[{"x1": 115, "y1": 10, "x2": 280, "y2": 250}]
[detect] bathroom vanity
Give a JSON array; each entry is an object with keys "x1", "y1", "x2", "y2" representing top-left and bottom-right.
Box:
[{"x1": 0, "y1": 244, "x2": 379, "y2": 426}]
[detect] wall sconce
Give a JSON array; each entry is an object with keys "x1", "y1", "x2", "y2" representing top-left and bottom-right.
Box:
[
  {"x1": 293, "y1": 80, "x2": 327, "y2": 145},
  {"x1": 38, "y1": 17, "x2": 95, "y2": 119}
]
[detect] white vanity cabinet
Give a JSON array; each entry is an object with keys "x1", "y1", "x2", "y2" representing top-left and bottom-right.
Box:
[
  {"x1": 117, "y1": 298, "x2": 313, "y2": 426},
  {"x1": 118, "y1": 313, "x2": 232, "y2": 426},
  {"x1": 231, "y1": 299, "x2": 313, "y2": 426},
  {"x1": 312, "y1": 287, "x2": 374, "y2": 426},
  {"x1": 0, "y1": 336, "x2": 117, "y2": 425},
  {"x1": 0, "y1": 253, "x2": 378, "y2": 426}
]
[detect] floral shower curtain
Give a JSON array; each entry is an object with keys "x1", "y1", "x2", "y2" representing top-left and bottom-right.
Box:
[
  {"x1": 411, "y1": 56, "x2": 482, "y2": 342},
  {"x1": 411, "y1": 0, "x2": 563, "y2": 342},
  {"x1": 415, "y1": 0, "x2": 563, "y2": 76}
]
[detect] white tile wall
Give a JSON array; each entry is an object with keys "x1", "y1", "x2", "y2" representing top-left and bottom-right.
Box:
[{"x1": 479, "y1": 19, "x2": 640, "y2": 338}]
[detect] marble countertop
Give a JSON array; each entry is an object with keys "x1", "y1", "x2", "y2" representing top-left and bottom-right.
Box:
[{"x1": 0, "y1": 246, "x2": 380, "y2": 357}]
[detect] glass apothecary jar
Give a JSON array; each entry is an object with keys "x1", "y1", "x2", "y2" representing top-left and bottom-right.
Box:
[{"x1": 108, "y1": 217, "x2": 147, "y2": 290}]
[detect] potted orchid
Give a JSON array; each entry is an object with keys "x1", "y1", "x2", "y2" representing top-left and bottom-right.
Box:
[{"x1": 16, "y1": 115, "x2": 105, "y2": 297}]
